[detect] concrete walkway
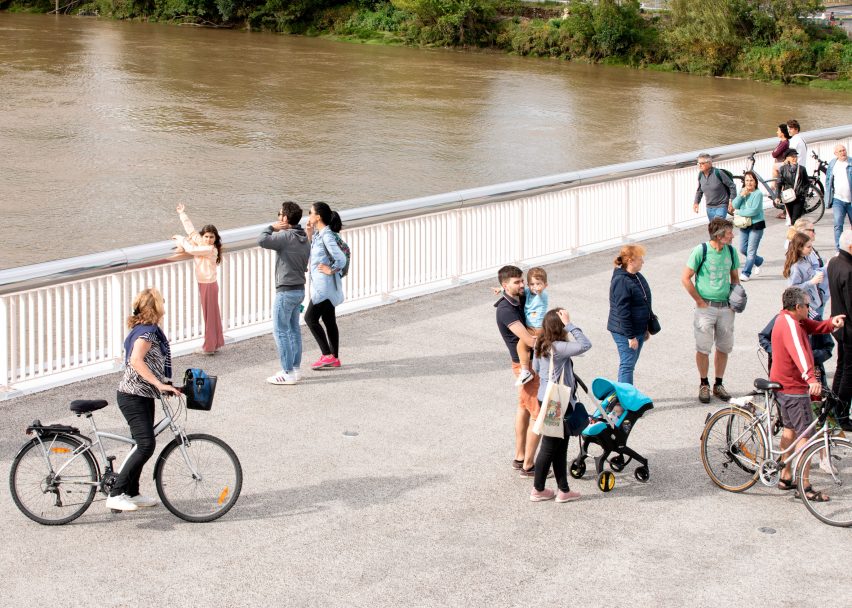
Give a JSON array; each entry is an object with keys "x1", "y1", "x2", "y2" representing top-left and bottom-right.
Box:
[{"x1": 1, "y1": 214, "x2": 849, "y2": 607}]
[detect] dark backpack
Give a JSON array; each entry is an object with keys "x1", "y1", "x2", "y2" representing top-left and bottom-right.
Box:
[
  {"x1": 322, "y1": 232, "x2": 351, "y2": 278},
  {"x1": 694, "y1": 242, "x2": 736, "y2": 275},
  {"x1": 698, "y1": 167, "x2": 736, "y2": 198}
]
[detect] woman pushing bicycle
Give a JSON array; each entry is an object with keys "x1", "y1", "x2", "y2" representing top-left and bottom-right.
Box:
[{"x1": 105, "y1": 287, "x2": 181, "y2": 512}]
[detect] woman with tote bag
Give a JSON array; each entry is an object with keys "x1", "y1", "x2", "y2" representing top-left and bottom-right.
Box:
[{"x1": 530, "y1": 307, "x2": 592, "y2": 503}]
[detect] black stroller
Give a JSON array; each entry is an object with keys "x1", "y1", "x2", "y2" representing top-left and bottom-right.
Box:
[{"x1": 569, "y1": 377, "x2": 654, "y2": 492}]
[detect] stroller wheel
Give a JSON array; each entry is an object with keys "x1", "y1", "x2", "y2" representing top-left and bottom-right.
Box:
[
  {"x1": 609, "y1": 455, "x2": 626, "y2": 472},
  {"x1": 570, "y1": 460, "x2": 586, "y2": 479},
  {"x1": 598, "y1": 471, "x2": 615, "y2": 492},
  {"x1": 634, "y1": 466, "x2": 650, "y2": 483}
]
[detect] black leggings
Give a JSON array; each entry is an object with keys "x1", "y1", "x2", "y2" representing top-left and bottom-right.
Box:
[
  {"x1": 112, "y1": 391, "x2": 156, "y2": 497},
  {"x1": 304, "y1": 299, "x2": 339, "y2": 357},
  {"x1": 833, "y1": 341, "x2": 852, "y2": 422},
  {"x1": 534, "y1": 420, "x2": 571, "y2": 492},
  {"x1": 785, "y1": 197, "x2": 805, "y2": 224}
]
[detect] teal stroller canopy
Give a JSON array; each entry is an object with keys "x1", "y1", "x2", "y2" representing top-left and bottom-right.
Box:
[{"x1": 591, "y1": 377, "x2": 653, "y2": 413}]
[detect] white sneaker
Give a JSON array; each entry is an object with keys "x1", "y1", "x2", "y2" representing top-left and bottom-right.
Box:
[
  {"x1": 753, "y1": 265, "x2": 761, "y2": 276},
  {"x1": 128, "y1": 494, "x2": 158, "y2": 508},
  {"x1": 105, "y1": 494, "x2": 139, "y2": 511},
  {"x1": 292, "y1": 368, "x2": 302, "y2": 381},
  {"x1": 515, "y1": 369, "x2": 534, "y2": 387},
  {"x1": 267, "y1": 372, "x2": 297, "y2": 385},
  {"x1": 740, "y1": 274, "x2": 750, "y2": 282}
]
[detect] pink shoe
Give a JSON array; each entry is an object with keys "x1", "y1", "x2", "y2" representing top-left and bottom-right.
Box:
[
  {"x1": 556, "y1": 490, "x2": 581, "y2": 503},
  {"x1": 311, "y1": 355, "x2": 339, "y2": 369},
  {"x1": 529, "y1": 488, "x2": 556, "y2": 502}
]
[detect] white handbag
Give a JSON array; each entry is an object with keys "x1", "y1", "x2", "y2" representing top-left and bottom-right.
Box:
[
  {"x1": 532, "y1": 352, "x2": 569, "y2": 439},
  {"x1": 781, "y1": 168, "x2": 800, "y2": 204}
]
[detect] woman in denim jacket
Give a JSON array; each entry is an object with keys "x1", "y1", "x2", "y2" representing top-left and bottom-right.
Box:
[{"x1": 305, "y1": 202, "x2": 347, "y2": 369}]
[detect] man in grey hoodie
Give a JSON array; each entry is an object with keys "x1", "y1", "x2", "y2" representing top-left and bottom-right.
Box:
[{"x1": 258, "y1": 201, "x2": 311, "y2": 385}]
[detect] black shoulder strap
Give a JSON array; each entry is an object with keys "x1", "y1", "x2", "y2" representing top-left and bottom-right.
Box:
[
  {"x1": 727, "y1": 244, "x2": 735, "y2": 268},
  {"x1": 695, "y1": 242, "x2": 708, "y2": 275}
]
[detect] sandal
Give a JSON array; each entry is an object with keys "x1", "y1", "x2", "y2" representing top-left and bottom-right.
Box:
[
  {"x1": 795, "y1": 485, "x2": 830, "y2": 502},
  {"x1": 778, "y1": 478, "x2": 796, "y2": 491}
]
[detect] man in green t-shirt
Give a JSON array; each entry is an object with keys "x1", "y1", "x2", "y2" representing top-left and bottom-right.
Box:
[{"x1": 681, "y1": 217, "x2": 741, "y2": 404}]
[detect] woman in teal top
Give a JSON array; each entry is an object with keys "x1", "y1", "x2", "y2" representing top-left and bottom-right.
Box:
[{"x1": 731, "y1": 171, "x2": 766, "y2": 281}]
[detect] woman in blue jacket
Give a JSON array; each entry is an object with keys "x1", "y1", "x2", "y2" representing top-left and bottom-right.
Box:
[
  {"x1": 606, "y1": 244, "x2": 652, "y2": 385},
  {"x1": 305, "y1": 202, "x2": 348, "y2": 369}
]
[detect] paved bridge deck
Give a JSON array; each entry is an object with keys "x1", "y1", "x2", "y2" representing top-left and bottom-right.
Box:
[{"x1": 1, "y1": 216, "x2": 848, "y2": 607}]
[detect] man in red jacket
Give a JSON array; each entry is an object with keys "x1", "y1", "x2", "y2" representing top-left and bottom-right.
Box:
[{"x1": 771, "y1": 287, "x2": 846, "y2": 499}]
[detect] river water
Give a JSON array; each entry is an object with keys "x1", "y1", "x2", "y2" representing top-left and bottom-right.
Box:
[{"x1": 1, "y1": 13, "x2": 851, "y2": 268}]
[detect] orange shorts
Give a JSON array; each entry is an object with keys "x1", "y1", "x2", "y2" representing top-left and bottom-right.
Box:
[{"x1": 512, "y1": 362, "x2": 541, "y2": 419}]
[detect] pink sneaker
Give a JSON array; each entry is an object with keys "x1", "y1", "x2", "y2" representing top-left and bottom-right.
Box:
[
  {"x1": 529, "y1": 488, "x2": 556, "y2": 502},
  {"x1": 556, "y1": 490, "x2": 581, "y2": 503},
  {"x1": 311, "y1": 355, "x2": 339, "y2": 369}
]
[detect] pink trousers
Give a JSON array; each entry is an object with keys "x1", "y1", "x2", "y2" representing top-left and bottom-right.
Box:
[{"x1": 199, "y1": 282, "x2": 225, "y2": 353}]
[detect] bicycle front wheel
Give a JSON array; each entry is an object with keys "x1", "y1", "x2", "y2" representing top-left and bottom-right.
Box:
[
  {"x1": 9, "y1": 434, "x2": 98, "y2": 525},
  {"x1": 701, "y1": 408, "x2": 765, "y2": 492},
  {"x1": 797, "y1": 437, "x2": 852, "y2": 527},
  {"x1": 801, "y1": 181, "x2": 825, "y2": 223},
  {"x1": 154, "y1": 433, "x2": 242, "y2": 523}
]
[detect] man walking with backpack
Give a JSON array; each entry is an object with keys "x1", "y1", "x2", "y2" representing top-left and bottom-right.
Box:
[
  {"x1": 681, "y1": 217, "x2": 741, "y2": 403},
  {"x1": 693, "y1": 153, "x2": 736, "y2": 221}
]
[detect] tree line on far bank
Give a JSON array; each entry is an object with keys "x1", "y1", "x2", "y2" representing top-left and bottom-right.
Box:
[{"x1": 4, "y1": 0, "x2": 851, "y2": 87}]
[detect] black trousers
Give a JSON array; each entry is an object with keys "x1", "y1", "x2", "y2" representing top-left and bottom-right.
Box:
[
  {"x1": 304, "y1": 299, "x2": 339, "y2": 358},
  {"x1": 112, "y1": 392, "x2": 157, "y2": 497},
  {"x1": 785, "y1": 197, "x2": 805, "y2": 224},
  {"x1": 833, "y1": 340, "x2": 852, "y2": 422},
  {"x1": 534, "y1": 420, "x2": 571, "y2": 492}
]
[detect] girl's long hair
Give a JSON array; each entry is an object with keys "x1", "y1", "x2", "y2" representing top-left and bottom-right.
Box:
[
  {"x1": 783, "y1": 232, "x2": 811, "y2": 278},
  {"x1": 534, "y1": 308, "x2": 567, "y2": 359},
  {"x1": 200, "y1": 224, "x2": 223, "y2": 264}
]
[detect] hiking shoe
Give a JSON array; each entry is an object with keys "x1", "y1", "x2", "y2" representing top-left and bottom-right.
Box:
[
  {"x1": 105, "y1": 494, "x2": 138, "y2": 512},
  {"x1": 713, "y1": 383, "x2": 731, "y2": 402},
  {"x1": 556, "y1": 490, "x2": 581, "y2": 503},
  {"x1": 128, "y1": 494, "x2": 158, "y2": 508},
  {"x1": 699, "y1": 384, "x2": 711, "y2": 404},
  {"x1": 519, "y1": 466, "x2": 554, "y2": 479},
  {"x1": 529, "y1": 488, "x2": 556, "y2": 502},
  {"x1": 515, "y1": 369, "x2": 534, "y2": 387},
  {"x1": 267, "y1": 372, "x2": 297, "y2": 385}
]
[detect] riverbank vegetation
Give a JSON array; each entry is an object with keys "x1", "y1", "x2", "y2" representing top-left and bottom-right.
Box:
[{"x1": 4, "y1": 0, "x2": 851, "y2": 87}]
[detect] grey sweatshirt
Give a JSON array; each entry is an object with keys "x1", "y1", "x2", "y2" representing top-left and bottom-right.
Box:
[
  {"x1": 258, "y1": 226, "x2": 310, "y2": 290},
  {"x1": 532, "y1": 324, "x2": 592, "y2": 404},
  {"x1": 695, "y1": 168, "x2": 735, "y2": 208}
]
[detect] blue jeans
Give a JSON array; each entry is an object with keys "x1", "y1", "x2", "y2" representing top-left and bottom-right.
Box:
[
  {"x1": 610, "y1": 331, "x2": 645, "y2": 385},
  {"x1": 738, "y1": 226, "x2": 764, "y2": 277},
  {"x1": 273, "y1": 289, "x2": 304, "y2": 372},
  {"x1": 706, "y1": 206, "x2": 728, "y2": 221},
  {"x1": 833, "y1": 198, "x2": 852, "y2": 251}
]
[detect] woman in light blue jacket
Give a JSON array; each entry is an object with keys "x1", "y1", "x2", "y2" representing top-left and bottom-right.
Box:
[
  {"x1": 783, "y1": 231, "x2": 824, "y2": 319},
  {"x1": 731, "y1": 171, "x2": 766, "y2": 281},
  {"x1": 305, "y1": 202, "x2": 347, "y2": 369}
]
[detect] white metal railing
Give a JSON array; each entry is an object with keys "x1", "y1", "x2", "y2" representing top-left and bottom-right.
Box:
[{"x1": 2, "y1": 126, "x2": 851, "y2": 397}]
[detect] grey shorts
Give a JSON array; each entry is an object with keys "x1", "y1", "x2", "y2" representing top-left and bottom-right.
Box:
[
  {"x1": 693, "y1": 305, "x2": 735, "y2": 355},
  {"x1": 776, "y1": 393, "x2": 814, "y2": 438}
]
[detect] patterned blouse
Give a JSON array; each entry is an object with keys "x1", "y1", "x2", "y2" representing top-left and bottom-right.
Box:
[{"x1": 118, "y1": 331, "x2": 168, "y2": 398}]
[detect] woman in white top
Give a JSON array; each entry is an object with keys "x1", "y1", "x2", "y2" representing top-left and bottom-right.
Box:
[{"x1": 172, "y1": 203, "x2": 224, "y2": 355}]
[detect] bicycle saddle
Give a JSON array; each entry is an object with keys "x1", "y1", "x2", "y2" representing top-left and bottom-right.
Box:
[
  {"x1": 69, "y1": 399, "x2": 108, "y2": 414},
  {"x1": 753, "y1": 378, "x2": 782, "y2": 391}
]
